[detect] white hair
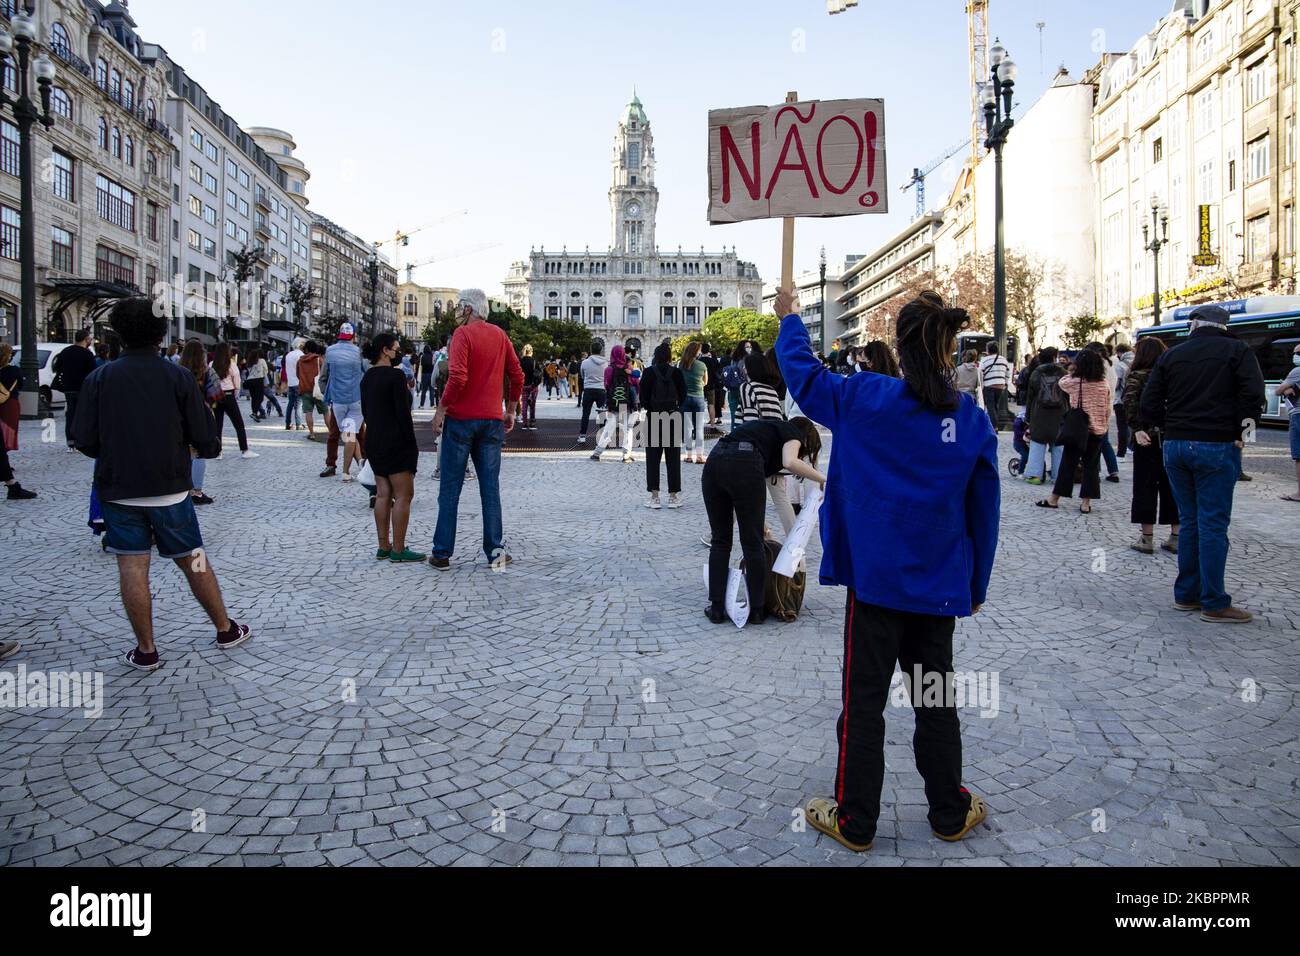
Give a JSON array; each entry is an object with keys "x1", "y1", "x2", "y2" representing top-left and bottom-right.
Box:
[
  {"x1": 458, "y1": 288, "x2": 489, "y2": 319},
  {"x1": 292, "y1": 337, "x2": 306, "y2": 350}
]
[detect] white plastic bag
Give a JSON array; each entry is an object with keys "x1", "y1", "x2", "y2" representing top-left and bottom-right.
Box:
[
  {"x1": 703, "y1": 564, "x2": 749, "y2": 629},
  {"x1": 356, "y1": 459, "x2": 375, "y2": 490},
  {"x1": 774, "y1": 483, "x2": 822, "y2": 577}
]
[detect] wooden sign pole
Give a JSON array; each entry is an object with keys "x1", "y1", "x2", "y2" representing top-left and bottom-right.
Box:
[{"x1": 780, "y1": 90, "x2": 798, "y2": 295}]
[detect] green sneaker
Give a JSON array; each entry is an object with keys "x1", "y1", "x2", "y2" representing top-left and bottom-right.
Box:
[
  {"x1": 376, "y1": 548, "x2": 391, "y2": 560},
  {"x1": 1025, "y1": 477, "x2": 1043, "y2": 486},
  {"x1": 389, "y1": 548, "x2": 427, "y2": 563}
]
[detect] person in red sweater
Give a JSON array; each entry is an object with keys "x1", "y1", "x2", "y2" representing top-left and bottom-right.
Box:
[{"x1": 429, "y1": 289, "x2": 524, "y2": 570}]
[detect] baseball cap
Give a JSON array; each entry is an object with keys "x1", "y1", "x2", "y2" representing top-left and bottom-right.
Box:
[
  {"x1": 1188, "y1": 306, "x2": 1229, "y2": 326},
  {"x1": 338, "y1": 322, "x2": 355, "y2": 340}
]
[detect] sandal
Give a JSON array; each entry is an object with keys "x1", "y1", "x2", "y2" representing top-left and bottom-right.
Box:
[
  {"x1": 933, "y1": 789, "x2": 987, "y2": 842},
  {"x1": 804, "y1": 797, "x2": 873, "y2": 852},
  {"x1": 1034, "y1": 499, "x2": 1058, "y2": 509},
  {"x1": 1080, "y1": 504, "x2": 1092, "y2": 514}
]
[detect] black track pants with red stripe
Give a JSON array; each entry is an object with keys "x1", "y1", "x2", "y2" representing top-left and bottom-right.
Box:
[{"x1": 833, "y1": 593, "x2": 968, "y2": 844}]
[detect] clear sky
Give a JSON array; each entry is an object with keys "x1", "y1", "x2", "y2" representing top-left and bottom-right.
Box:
[{"x1": 129, "y1": 0, "x2": 1168, "y2": 293}]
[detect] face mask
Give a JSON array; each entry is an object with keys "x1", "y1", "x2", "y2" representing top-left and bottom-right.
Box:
[{"x1": 1293, "y1": 354, "x2": 1300, "y2": 366}]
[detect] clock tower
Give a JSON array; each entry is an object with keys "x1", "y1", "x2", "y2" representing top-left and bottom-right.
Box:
[{"x1": 610, "y1": 92, "x2": 657, "y2": 256}]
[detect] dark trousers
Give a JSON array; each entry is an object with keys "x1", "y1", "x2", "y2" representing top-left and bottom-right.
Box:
[
  {"x1": 982, "y1": 386, "x2": 1007, "y2": 431},
  {"x1": 247, "y1": 379, "x2": 266, "y2": 417},
  {"x1": 1130, "y1": 439, "x2": 1177, "y2": 526},
  {"x1": 834, "y1": 595, "x2": 967, "y2": 844},
  {"x1": 64, "y1": 390, "x2": 79, "y2": 446},
  {"x1": 1052, "y1": 432, "x2": 1103, "y2": 500},
  {"x1": 701, "y1": 449, "x2": 766, "y2": 616},
  {"x1": 645, "y1": 443, "x2": 682, "y2": 494},
  {"x1": 0, "y1": 445, "x2": 13, "y2": 482},
  {"x1": 325, "y1": 408, "x2": 366, "y2": 467},
  {"x1": 419, "y1": 374, "x2": 434, "y2": 407},
  {"x1": 580, "y1": 387, "x2": 606, "y2": 436},
  {"x1": 1114, "y1": 403, "x2": 1129, "y2": 458},
  {"x1": 707, "y1": 388, "x2": 724, "y2": 422},
  {"x1": 522, "y1": 385, "x2": 539, "y2": 426},
  {"x1": 213, "y1": 392, "x2": 248, "y2": 452}
]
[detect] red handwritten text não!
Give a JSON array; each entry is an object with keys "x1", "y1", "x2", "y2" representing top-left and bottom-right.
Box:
[{"x1": 708, "y1": 98, "x2": 887, "y2": 223}]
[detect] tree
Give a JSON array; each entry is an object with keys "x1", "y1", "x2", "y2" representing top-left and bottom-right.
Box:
[
  {"x1": 1062, "y1": 313, "x2": 1105, "y2": 350},
  {"x1": 287, "y1": 276, "x2": 315, "y2": 337},
  {"x1": 669, "y1": 332, "x2": 710, "y2": 363},
  {"x1": 699, "y1": 308, "x2": 779, "y2": 356},
  {"x1": 312, "y1": 313, "x2": 345, "y2": 343},
  {"x1": 1003, "y1": 251, "x2": 1060, "y2": 354},
  {"x1": 219, "y1": 246, "x2": 261, "y2": 342}
]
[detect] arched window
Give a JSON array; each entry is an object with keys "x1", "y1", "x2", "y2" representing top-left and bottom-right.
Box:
[
  {"x1": 50, "y1": 87, "x2": 72, "y2": 120},
  {"x1": 146, "y1": 99, "x2": 156, "y2": 124},
  {"x1": 124, "y1": 135, "x2": 134, "y2": 166},
  {"x1": 109, "y1": 69, "x2": 121, "y2": 102},
  {"x1": 97, "y1": 117, "x2": 108, "y2": 150},
  {"x1": 110, "y1": 126, "x2": 121, "y2": 158},
  {"x1": 95, "y1": 59, "x2": 108, "y2": 90},
  {"x1": 123, "y1": 80, "x2": 135, "y2": 111},
  {"x1": 145, "y1": 150, "x2": 157, "y2": 175},
  {"x1": 50, "y1": 23, "x2": 71, "y2": 57}
]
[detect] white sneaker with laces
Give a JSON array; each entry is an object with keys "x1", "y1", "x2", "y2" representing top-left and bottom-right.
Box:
[
  {"x1": 645, "y1": 495, "x2": 662, "y2": 510},
  {"x1": 667, "y1": 494, "x2": 682, "y2": 509},
  {"x1": 241, "y1": 450, "x2": 259, "y2": 459}
]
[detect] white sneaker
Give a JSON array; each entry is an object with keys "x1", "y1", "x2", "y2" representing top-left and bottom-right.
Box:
[
  {"x1": 241, "y1": 450, "x2": 259, "y2": 459},
  {"x1": 667, "y1": 494, "x2": 682, "y2": 509},
  {"x1": 645, "y1": 495, "x2": 662, "y2": 510}
]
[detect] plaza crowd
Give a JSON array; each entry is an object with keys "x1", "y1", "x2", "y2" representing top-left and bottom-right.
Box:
[{"x1": 0, "y1": 282, "x2": 1288, "y2": 859}]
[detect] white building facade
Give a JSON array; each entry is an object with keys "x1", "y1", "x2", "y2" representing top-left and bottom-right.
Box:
[{"x1": 503, "y1": 95, "x2": 761, "y2": 354}]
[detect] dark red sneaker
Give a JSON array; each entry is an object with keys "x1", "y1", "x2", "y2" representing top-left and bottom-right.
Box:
[
  {"x1": 216, "y1": 620, "x2": 252, "y2": 650},
  {"x1": 125, "y1": 648, "x2": 163, "y2": 672}
]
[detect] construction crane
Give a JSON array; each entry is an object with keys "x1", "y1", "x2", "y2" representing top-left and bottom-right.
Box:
[
  {"x1": 373, "y1": 209, "x2": 469, "y2": 272},
  {"x1": 968, "y1": 0, "x2": 990, "y2": 163},
  {"x1": 403, "y1": 241, "x2": 504, "y2": 283},
  {"x1": 901, "y1": 139, "x2": 970, "y2": 220}
]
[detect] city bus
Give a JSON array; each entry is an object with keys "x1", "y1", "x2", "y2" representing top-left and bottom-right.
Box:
[{"x1": 1135, "y1": 296, "x2": 1300, "y2": 424}]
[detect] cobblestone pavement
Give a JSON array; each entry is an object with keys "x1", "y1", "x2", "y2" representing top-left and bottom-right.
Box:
[{"x1": 1, "y1": 396, "x2": 1297, "y2": 867}]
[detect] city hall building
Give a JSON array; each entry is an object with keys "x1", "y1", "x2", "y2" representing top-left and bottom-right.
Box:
[{"x1": 502, "y1": 95, "x2": 762, "y2": 355}]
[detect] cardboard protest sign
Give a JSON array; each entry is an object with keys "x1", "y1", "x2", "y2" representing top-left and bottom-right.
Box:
[{"x1": 707, "y1": 98, "x2": 888, "y2": 224}]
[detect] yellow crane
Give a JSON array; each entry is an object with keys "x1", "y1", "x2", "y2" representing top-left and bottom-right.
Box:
[{"x1": 373, "y1": 210, "x2": 469, "y2": 272}]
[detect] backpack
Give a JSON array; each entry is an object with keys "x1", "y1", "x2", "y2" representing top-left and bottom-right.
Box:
[
  {"x1": 1036, "y1": 370, "x2": 1067, "y2": 411},
  {"x1": 434, "y1": 355, "x2": 449, "y2": 391},
  {"x1": 420, "y1": 351, "x2": 434, "y2": 372},
  {"x1": 609, "y1": 366, "x2": 631, "y2": 406},
  {"x1": 745, "y1": 539, "x2": 806, "y2": 623},
  {"x1": 721, "y1": 361, "x2": 746, "y2": 391},
  {"x1": 644, "y1": 365, "x2": 678, "y2": 412}
]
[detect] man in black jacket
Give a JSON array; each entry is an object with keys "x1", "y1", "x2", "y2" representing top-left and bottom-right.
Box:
[
  {"x1": 53, "y1": 328, "x2": 97, "y2": 449},
  {"x1": 1139, "y1": 305, "x2": 1265, "y2": 624},
  {"x1": 71, "y1": 297, "x2": 252, "y2": 671}
]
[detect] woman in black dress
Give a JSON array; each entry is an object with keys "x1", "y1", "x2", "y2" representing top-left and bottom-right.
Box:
[{"x1": 360, "y1": 334, "x2": 423, "y2": 563}]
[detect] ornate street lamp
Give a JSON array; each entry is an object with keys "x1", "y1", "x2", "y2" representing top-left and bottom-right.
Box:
[
  {"x1": 818, "y1": 245, "x2": 827, "y2": 353},
  {"x1": 0, "y1": 9, "x2": 57, "y2": 418},
  {"x1": 982, "y1": 39, "x2": 1016, "y2": 427},
  {"x1": 1143, "y1": 194, "x2": 1170, "y2": 325}
]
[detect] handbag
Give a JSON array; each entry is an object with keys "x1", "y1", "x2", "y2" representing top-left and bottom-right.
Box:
[{"x1": 1055, "y1": 377, "x2": 1091, "y2": 453}]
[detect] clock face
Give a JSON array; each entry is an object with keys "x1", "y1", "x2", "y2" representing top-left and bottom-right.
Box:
[{"x1": 627, "y1": 201, "x2": 641, "y2": 218}]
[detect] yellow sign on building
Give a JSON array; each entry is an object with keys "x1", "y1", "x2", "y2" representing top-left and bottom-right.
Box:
[{"x1": 1193, "y1": 204, "x2": 1218, "y2": 267}]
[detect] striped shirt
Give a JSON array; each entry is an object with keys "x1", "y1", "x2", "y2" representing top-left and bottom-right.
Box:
[
  {"x1": 979, "y1": 355, "x2": 1011, "y2": 388},
  {"x1": 738, "y1": 381, "x2": 785, "y2": 422},
  {"x1": 1059, "y1": 375, "x2": 1113, "y2": 435}
]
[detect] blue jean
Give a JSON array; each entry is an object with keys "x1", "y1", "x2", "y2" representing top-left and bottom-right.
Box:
[
  {"x1": 1164, "y1": 440, "x2": 1237, "y2": 612},
  {"x1": 285, "y1": 386, "x2": 301, "y2": 426},
  {"x1": 433, "y1": 417, "x2": 504, "y2": 561},
  {"x1": 192, "y1": 457, "x2": 206, "y2": 490},
  {"x1": 1025, "y1": 440, "x2": 1064, "y2": 481},
  {"x1": 682, "y1": 395, "x2": 707, "y2": 453},
  {"x1": 1100, "y1": 433, "x2": 1118, "y2": 476},
  {"x1": 1291, "y1": 414, "x2": 1300, "y2": 461}
]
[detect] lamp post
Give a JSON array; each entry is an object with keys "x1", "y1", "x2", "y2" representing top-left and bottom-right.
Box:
[
  {"x1": 0, "y1": 9, "x2": 57, "y2": 419},
  {"x1": 982, "y1": 39, "x2": 1016, "y2": 425},
  {"x1": 1143, "y1": 195, "x2": 1170, "y2": 325},
  {"x1": 818, "y1": 245, "x2": 827, "y2": 354},
  {"x1": 366, "y1": 253, "x2": 379, "y2": 340}
]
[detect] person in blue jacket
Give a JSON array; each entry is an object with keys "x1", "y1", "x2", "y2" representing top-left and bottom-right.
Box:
[{"x1": 774, "y1": 287, "x2": 1001, "y2": 853}]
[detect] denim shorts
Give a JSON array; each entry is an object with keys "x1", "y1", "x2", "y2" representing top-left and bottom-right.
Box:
[
  {"x1": 101, "y1": 497, "x2": 204, "y2": 559},
  {"x1": 331, "y1": 401, "x2": 363, "y2": 433},
  {"x1": 1290, "y1": 414, "x2": 1300, "y2": 461}
]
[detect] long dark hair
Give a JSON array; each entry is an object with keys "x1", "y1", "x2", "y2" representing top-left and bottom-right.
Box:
[
  {"x1": 364, "y1": 332, "x2": 398, "y2": 364},
  {"x1": 1130, "y1": 336, "x2": 1166, "y2": 372},
  {"x1": 743, "y1": 350, "x2": 777, "y2": 387},
  {"x1": 862, "y1": 341, "x2": 900, "y2": 378},
  {"x1": 895, "y1": 292, "x2": 963, "y2": 412},
  {"x1": 213, "y1": 342, "x2": 232, "y2": 378},
  {"x1": 180, "y1": 340, "x2": 207, "y2": 382},
  {"x1": 1072, "y1": 347, "x2": 1106, "y2": 382},
  {"x1": 764, "y1": 346, "x2": 786, "y2": 397},
  {"x1": 788, "y1": 416, "x2": 822, "y2": 468}
]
